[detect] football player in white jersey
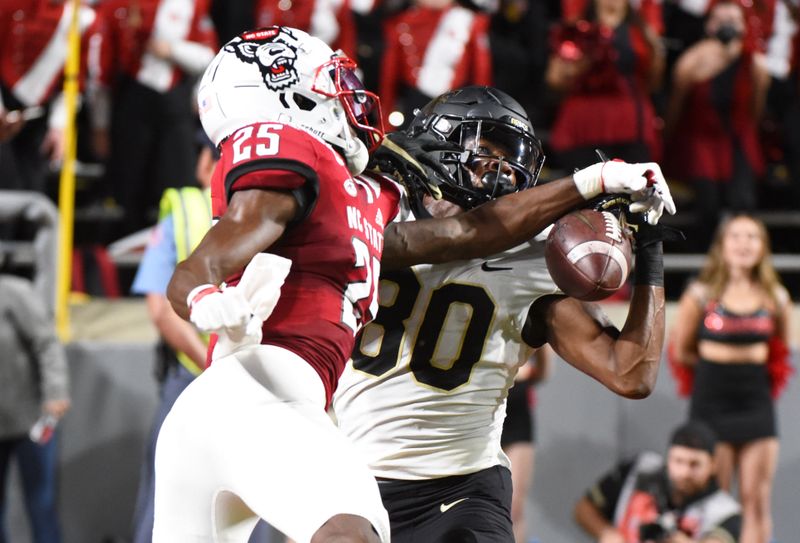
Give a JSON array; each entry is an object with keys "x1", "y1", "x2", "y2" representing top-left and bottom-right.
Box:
[{"x1": 333, "y1": 86, "x2": 674, "y2": 542}]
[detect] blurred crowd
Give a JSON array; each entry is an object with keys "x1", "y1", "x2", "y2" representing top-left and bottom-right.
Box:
[{"x1": 1, "y1": 0, "x2": 799, "y2": 251}]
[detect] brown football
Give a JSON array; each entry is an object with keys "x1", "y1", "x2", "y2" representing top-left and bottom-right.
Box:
[{"x1": 544, "y1": 209, "x2": 633, "y2": 301}]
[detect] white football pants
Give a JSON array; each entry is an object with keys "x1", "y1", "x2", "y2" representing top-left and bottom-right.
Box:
[{"x1": 153, "y1": 344, "x2": 390, "y2": 542}]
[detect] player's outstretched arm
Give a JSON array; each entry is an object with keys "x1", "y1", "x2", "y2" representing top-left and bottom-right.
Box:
[
  {"x1": 383, "y1": 176, "x2": 584, "y2": 269},
  {"x1": 382, "y1": 160, "x2": 675, "y2": 269},
  {"x1": 167, "y1": 189, "x2": 298, "y2": 320}
]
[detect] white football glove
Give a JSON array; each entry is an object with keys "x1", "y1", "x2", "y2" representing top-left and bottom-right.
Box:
[
  {"x1": 187, "y1": 253, "x2": 293, "y2": 359},
  {"x1": 187, "y1": 284, "x2": 251, "y2": 339},
  {"x1": 235, "y1": 252, "x2": 292, "y2": 324},
  {"x1": 573, "y1": 161, "x2": 677, "y2": 224}
]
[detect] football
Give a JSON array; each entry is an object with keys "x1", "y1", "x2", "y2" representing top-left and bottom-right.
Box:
[{"x1": 544, "y1": 209, "x2": 633, "y2": 301}]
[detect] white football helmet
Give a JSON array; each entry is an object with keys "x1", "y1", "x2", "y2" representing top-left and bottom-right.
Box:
[{"x1": 197, "y1": 26, "x2": 384, "y2": 174}]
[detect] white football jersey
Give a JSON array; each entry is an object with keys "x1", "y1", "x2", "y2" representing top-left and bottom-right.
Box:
[{"x1": 333, "y1": 211, "x2": 561, "y2": 480}]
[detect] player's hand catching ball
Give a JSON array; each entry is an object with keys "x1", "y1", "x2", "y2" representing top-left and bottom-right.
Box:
[{"x1": 573, "y1": 160, "x2": 676, "y2": 224}]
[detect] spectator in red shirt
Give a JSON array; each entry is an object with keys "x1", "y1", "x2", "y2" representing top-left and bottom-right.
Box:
[
  {"x1": 87, "y1": 0, "x2": 217, "y2": 235},
  {"x1": 253, "y1": 0, "x2": 357, "y2": 59},
  {"x1": 664, "y1": 1, "x2": 770, "y2": 250},
  {"x1": 546, "y1": 0, "x2": 665, "y2": 170},
  {"x1": 379, "y1": 0, "x2": 493, "y2": 129}
]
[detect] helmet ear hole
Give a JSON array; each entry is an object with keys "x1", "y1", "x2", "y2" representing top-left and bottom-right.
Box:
[
  {"x1": 198, "y1": 26, "x2": 383, "y2": 158},
  {"x1": 293, "y1": 93, "x2": 317, "y2": 111}
]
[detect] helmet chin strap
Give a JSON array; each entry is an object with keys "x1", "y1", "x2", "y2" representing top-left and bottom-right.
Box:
[
  {"x1": 279, "y1": 102, "x2": 370, "y2": 175},
  {"x1": 343, "y1": 137, "x2": 369, "y2": 175},
  {"x1": 317, "y1": 128, "x2": 369, "y2": 175},
  {"x1": 339, "y1": 123, "x2": 369, "y2": 175}
]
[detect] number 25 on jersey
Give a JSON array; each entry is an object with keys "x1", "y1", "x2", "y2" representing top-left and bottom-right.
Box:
[{"x1": 232, "y1": 124, "x2": 282, "y2": 163}]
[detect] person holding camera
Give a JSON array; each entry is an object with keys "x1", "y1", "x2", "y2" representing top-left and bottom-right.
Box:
[
  {"x1": 662, "y1": 0, "x2": 770, "y2": 251},
  {"x1": 574, "y1": 420, "x2": 741, "y2": 543},
  {"x1": 545, "y1": 0, "x2": 666, "y2": 170}
]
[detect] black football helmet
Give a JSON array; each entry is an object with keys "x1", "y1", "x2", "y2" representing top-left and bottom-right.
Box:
[{"x1": 407, "y1": 86, "x2": 545, "y2": 210}]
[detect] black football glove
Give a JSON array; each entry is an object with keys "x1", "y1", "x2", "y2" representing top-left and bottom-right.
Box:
[
  {"x1": 588, "y1": 193, "x2": 684, "y2": 287},
  {"x1": 588, "y1": 194, "x2": 684, "y2": 247},
  {"x1": 368, "y1": 130, "x2": 464, "y2": 200},
  {"x1": 624, "y1": 211, "x2": 685, "y2": 287},
  {"x1": 625, "y1": 211, "x2": 686, "y2": 250}
]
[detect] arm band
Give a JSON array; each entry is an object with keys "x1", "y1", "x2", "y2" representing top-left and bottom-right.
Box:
[{"x1": 634, "y1": 241, "x2": 664, "y2": 287}]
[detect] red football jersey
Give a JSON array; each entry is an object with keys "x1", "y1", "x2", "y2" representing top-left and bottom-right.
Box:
[{"x1": 211, "y1": 122, "x2": 400, "y2": 403}]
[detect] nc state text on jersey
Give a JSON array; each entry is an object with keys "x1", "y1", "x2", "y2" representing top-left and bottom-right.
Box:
[{"x1": 346, "y1": 206, "x2": 384, "y2": 252}]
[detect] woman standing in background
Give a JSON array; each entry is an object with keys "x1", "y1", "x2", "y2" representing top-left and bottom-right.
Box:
[{"x1": 670, "y1": 214, "x2": 794, "y2": 543}]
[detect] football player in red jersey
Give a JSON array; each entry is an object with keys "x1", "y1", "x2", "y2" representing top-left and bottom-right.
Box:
[{"x1": 156, "y1": 27, "x2": 676, "y2": 543}]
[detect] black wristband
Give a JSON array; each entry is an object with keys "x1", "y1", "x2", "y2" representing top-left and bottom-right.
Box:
[{"x1": 634, "y1": 240, "x2": 664, "y2": 287}]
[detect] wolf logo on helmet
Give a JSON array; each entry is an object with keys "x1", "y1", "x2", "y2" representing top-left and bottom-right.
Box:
[
  {"x1": 198, "y1": 25, "x2": 384, "y2": 175},
  {"x1": 224, "y1": 27, "x2": 301, "y2": 91}
]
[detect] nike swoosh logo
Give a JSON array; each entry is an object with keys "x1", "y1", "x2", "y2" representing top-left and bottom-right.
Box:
[
  {"x1": 481, "y1": 262, "x2": 512, "y2": 272},
  {"x1": 440, "y1": 497, "x2": 469, "y2": 513}
]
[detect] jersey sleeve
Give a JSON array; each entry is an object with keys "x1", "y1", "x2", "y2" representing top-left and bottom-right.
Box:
[
  {"x1": 220, "y1": 124, "x2": 324, "y2": 222},
  {"x1": 229, "y1": 168, "x2": 308, "y2": 192},
  {"x1": 86, "y1": 4, "x2": 116, "y2": 89},
  {"x1": 226, "y1": 166, "x2": 317, "y2": 224}
]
